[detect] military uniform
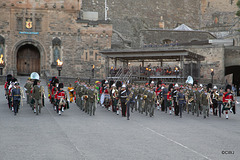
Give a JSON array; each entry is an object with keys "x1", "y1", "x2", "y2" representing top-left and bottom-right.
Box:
[
  {"x1": 32, "y1": 85, "x2": 42, "y2": 115},
  {"x1": 132, "y1": 87, "x2": 138, "y2": 112},
  {"x1": 143, "y1": 89, "x2": 149, "y2": 115},
  {"x1": 188, "y1": 89, "x2": 195, "y2": 114},
  {"x1": 24, "y1": 80, "x2": 32, "y2": 104},
  {"x1": 148, "y1": 90, "x2": 156, "y2": 117},
  {"x1": 88, "y1": 87, "x2": 96, "y2": 116},
  {"x1": 126, "y1": 88, "x2": 134, "y2": 120},
  {"x1": 201, "y1": 91, "x2": 210, "y2": 118},
  {"x1": 119, "y1": 88, "x2": 127, "y2": 117},
  {"x1": 167, "y1": 90, "x2": 173, "y2": 114},
  {"x1": 177, "y1": 91, "x2": 186, "y2": 118},
  {"x1": 162, "y1": 87, "x2": 168, "y2": 113},
  {"x1": 138, "y1": 87, "x2": 145, "y2": 114},
  {"x1": 222, "y1": 89, "x2": 234, "y2": 119},
  {"x1": 217, "y1": 91, "x2": 224, "y2": 117},
  {"x1": 172, "y1": 89, "x2": 178, "y2": 115},
  {"x1": 55, "y1": 87, "x2": 67, "y2": 115},
  {"x1": 195, "y1": 89, "x2": 202, "y2": 117},
  {"x1": 12, "y1": 86, "x2": 21, "y2": 115}
]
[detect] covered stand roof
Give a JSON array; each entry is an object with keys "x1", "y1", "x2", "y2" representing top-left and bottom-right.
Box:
[{"x1": 100, "y1": 49, "x2": 205, "y2": 61}]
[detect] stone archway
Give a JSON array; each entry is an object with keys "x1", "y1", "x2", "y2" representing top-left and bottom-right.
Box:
[
  {"x1": 17, "y1": 44, "x2": 40, "y2": 75},
  {"x1": 12, "y1": 39, "x2": 46, "y2": 76}
]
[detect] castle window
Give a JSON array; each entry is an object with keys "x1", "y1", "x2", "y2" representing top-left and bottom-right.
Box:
[
  {"x1": 52, "y1": 37, "x2": 61, "y2": 65},
  {"x1": 90, "y1": 51, "x2": 93, "y2": 56},
  {"x1": 35, "y1": 18, "x2": 42, "y2": 32},
  {"x1": 95, "y1": 52, "x2": 98, "y2": 61},
  {"x1": 16, "y1": 17, "x2": 23, "y2": 31},
  {"x1": 230, "y1": 0, "x2": 234, "y2": 5},
  {"x1": 85, "y1": 52, "x2": 88, "y2": 61}
]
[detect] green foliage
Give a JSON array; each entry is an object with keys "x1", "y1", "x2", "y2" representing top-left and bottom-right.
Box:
[
  {"x1": 236, "y1": 10, "x2": 240, "y2": 17},
  {"x1": 237, "y1": 0, "x2": 240, "y2": 8},
  {"x1": 237, "y1": 0, "x2": 240, "y2": 17}
]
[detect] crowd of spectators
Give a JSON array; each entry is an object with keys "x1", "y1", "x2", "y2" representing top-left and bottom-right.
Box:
[
  {"x1": 140, "y1": 65, "x2": 181, "y2": 76},
  {"x1": 109, "y1": 65, "x2": 181, "y2": 77}
]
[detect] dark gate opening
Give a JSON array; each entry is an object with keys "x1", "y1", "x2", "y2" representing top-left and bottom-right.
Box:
[
  {"x1": 225, "y1": 66, "x2": 240, "y2": 96},
  {"x1": 17, "y1": 44, "x2": 40, "y2": 76}
]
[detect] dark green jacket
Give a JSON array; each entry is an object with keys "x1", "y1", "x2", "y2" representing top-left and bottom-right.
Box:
[{"x1": 33, "y1": 85, "x2": 41, "y2": 100}]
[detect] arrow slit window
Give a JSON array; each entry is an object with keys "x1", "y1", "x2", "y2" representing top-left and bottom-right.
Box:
[
  {"x1": 35, "y1": 18, "x2": 42, "y2": 32},
  {"x1": 16, "y1": 17, "x2": 23, "y2": 31}
]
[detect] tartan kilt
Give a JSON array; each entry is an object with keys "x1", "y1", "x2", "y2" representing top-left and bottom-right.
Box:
[{"x1": 222, "y1": 102, "x2": 231, "y2": 111}]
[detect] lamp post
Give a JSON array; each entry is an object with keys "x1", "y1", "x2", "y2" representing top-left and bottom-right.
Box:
[
  {"x1": 0, "y1": 54, "x2": 5, "y2": 75},
  {"x1": 110, "y1": 66, "x2": 113, "y2": 78},
  {"x1": 175, "y1": 67, "x2": 179, "y2": 83},
  {"x1": 211, "y1": 68, "x2": 214, "y2": 84},
  {"x1": 56, "y1": 59, "x2": 63, "y2": 77},
  {"x1": 149, "y1": 68, "x2": 151, "y2": 78},
  {"x1": 92, "y1": 65, "x2": 95, "y2": 78}
]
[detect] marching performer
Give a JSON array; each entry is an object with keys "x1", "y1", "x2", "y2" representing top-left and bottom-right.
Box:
[
  {"x1": 24, "y1": 77, "x2": 32, "y2": 104},
  {"x1": 32, "y1": 79, "x2": 45, "y2": 115},
  {"x1": 217, "y1": 88, "x2": 224, "y2": 118},
  {"x1": 4, "y1": 74, "x2": 12, "y2": 100},
  {"x1": 111, "y1": 83, "x2": 118, "y2": 113},
  {"x1": 51, "y1": 79, "x2": 59, "y2": 111},
  {"x1": 212, "y1": 86, "x2": 218, "y2": 116},
  {"x1": 55, "y1": 83, "x2": 68, "y2": 115},
  {"x1": 172, "y1": 84, "x2": 179, "y2": 116},
  {"x1": 162, "y1": 84, "x2": 168, "y2": 113},
  {"x1": 188, "y1": 85, "x2": 196, "y2": 115},
  {"x1": 148, "y1": 87, "x2": 157, "y2": 117},
  {"x1": 103, "y1": 82, "x2": 111, "y2": 111},
  {"x1": 126, "y1": 85, "x2": 134, "y2": 120},
  {"x1": 68, "y1": 84, "x2": 74, "y2": 103},
  {"x1": 8, "y1": 79, "x2": 18, "y2": 111},
  {"x1": 195, "y1": 86, "x2": 202, "y2": 117},
  {"x1": 88, "y1": 85, "x2": 97, "y2": 116},
  {"x1": 11, "y1": 81, "x2": 24, "y2": 116},
  {"x1": 143, "y1": 86, "x2": 149, "y2": 115},
  {"x1": 119, "y1": 84, "x2": 127, "y2": 117},
  {"x1": 155, "y1": 81, "x2": 162, "y2": 110},
  {"x1": 138, "y1": 84, "x2": 145, "y2": 114},
  {"x1": 222, "y1": 85, "x2": 234, "y2": 119},
  {"x1": 167, "y1": 84, "x2": 173, "y2": 115},
  {"x1": 201, "y1": 88, "x2": 212, "y2": 119},
  {"x1": 177, "y1": 87, "x2": 186, "y2": 118}
]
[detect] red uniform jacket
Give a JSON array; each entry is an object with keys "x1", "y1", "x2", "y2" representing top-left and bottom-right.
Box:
[
  {"x1": 4, "y1": 82, "x2": 8, "y2": 89},
  {"x1": 167, "y1": 91, "x2": 172, "y2": 101},
  {"x1": 223, "y1": 92, "x2": 234, "y2": 103},
  {"x1": 51, "y1": 87, "x2": 58, "y2": 99},
  {"x1": 55, "y1": 90, "x2": 66, "y2": 100}
]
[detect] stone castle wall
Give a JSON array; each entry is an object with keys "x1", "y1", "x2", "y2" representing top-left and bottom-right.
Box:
[
  {"x1": 82, "y1": 0, "x2": 201, "y2": 48},
  {"x1": 200, "y1": 0, "x2": 239, "y2": 31},
  {"x1": 0, "y1": 1, "x2": 112, "y2": 79}
]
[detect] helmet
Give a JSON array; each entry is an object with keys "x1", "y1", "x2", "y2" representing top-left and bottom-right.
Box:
[
  {"x1": 175, "y1": 83, "x2": 179, "y2": 88},
  {"x1": 122, "y1": 84, "x2": 126, "y2": 88},
  {"x1": 213, "y1": 86, "x2": 217, "y2": 90}
]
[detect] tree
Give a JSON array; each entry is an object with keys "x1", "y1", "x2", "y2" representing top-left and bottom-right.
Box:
[{"x1": 236, "y1": 0, "x2": 240, "y2": 16}]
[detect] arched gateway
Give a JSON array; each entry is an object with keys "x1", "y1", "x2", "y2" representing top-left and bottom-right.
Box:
[
  {"x1": 17, "y1": 44, "x2": 40, "y2": 75},
  {"x1": 13, "y1": 39, "x2": 46, "y2": 76}
]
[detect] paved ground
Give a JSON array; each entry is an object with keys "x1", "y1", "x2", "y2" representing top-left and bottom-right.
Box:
[{"x1": 0, "y1": 77, "x2": 239, "y2": 160}]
